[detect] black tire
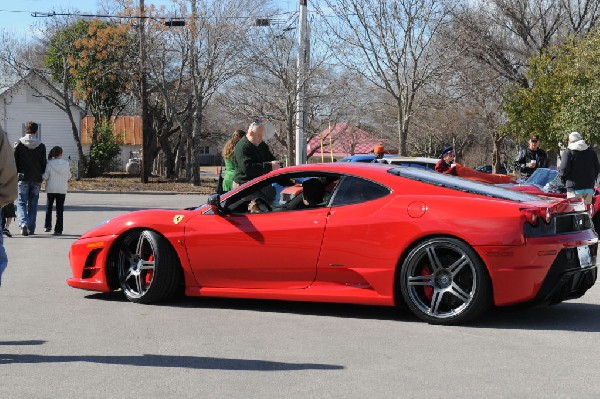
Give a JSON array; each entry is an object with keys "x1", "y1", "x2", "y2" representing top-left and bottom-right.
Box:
[
  {"x1": 399, "y1": 237, "x2": 491, "y2": 325},
  {"x1": 117, "y1": 230, "x2": 182, "y2": 304},
  {"x1": 593, "y1": 213, "x2": 600, "y2": 234}
]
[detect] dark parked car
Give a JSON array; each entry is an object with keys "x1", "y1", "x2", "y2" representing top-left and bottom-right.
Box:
[{"x1": 475, "y1": 164, "x2": 508, "y2": 174}]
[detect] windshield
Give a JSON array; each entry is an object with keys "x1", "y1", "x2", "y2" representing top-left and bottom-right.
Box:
[
  {"x1": 525, "y1": 168, "x2": 562, "y2": 191},
  {"x1": 388, "y1": 167, "x2": 543, "y2": 202}
]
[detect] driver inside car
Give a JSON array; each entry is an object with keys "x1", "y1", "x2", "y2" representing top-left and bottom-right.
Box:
[{"x1": 295, "y1": 178, "x2": 326, "y2": 209}]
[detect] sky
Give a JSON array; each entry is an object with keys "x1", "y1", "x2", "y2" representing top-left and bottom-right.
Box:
[{"x1": 0, "y1": 0, "x2": 302, "y2": 38}]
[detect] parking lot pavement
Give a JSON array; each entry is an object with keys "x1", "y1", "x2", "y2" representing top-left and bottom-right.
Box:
[{"x1": 1, "y1": 192, "x2": 600, "y2": 398}]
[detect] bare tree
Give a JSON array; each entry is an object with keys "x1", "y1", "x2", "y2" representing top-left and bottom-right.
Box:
[
  {"x1": 218, "y1": 13, "x2": 342, "y2": 165},
  {"x1": 443, "y1": 0, "x2": 600, "y2": 167},
  {"x1": 318, "y1": 0, "x2": 455, "y2": 156},
  {"x1": 186, "y1": 0, "x2": 265, "y2": 185}
]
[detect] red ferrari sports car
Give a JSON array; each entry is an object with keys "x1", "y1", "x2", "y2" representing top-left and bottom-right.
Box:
[{"x1": 68, "y1": 163, "x2": 598, "y2": 325}]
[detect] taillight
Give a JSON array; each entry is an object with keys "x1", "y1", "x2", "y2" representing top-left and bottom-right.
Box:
[
  {"x1": 542, "y1": 207, "x2": 552, "y2": 223},
  {"x1": 521, "y1": 207, "x2": 553, "y2": 225},
  {"x1": 522, "y1": 208, "x2": 539, "y2": 225}
]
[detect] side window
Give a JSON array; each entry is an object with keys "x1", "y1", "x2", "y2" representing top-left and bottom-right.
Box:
[
  {"x1": 331, "y1": 176, "x2": 390, "y2": 206},
  {"x1": 223, "y1": 173, "x2": 341, "y2": 214},
  {"x1": 224, "y1": 181, "x2": 279, "y2": 214}
]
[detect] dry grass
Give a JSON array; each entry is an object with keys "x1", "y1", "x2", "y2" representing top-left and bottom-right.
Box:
[{"x1": 67, "y1": 173, "x2": 218, "y2": 194}]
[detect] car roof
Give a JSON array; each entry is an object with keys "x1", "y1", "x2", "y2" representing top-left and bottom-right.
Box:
[{"x1": 252, "y1": 163, "x2": 547, "y2": 203}]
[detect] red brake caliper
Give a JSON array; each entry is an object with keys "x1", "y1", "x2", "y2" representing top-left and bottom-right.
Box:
[
  {"x1": 421, "y1": 264, "x2": 433, "y2": 300},
  {"x1": 144, "y1": 254, "x2": 154, "y2": 287}
]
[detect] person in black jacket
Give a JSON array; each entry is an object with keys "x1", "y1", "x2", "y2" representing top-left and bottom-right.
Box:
[
  {"x1": 559, "y1": 132, "x2": 600, "y2": 205},
  {"x1": 232, "y1": 121, "x2": 280, "y2": 186},
  {"x1": 514, "y1": 134, "x2": 548, "y2": 178},
  {"x1": 14, "y1": 121, "x2": 46, "y2": 236}
]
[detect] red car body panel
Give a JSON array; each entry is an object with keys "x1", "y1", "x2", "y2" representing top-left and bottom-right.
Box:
[{"x1": 67, "y1": 163, "x2": 598, "y2": 309}]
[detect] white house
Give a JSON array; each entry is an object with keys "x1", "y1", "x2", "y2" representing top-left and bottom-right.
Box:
[{"x1": 0, "y1": 73, "x2": 85, "y2": 165}]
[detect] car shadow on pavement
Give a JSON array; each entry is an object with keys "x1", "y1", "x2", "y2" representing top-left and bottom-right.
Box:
[
  {"x1": 0, "y1": 353, "x2": 344, "y2": 370},
  {"x1": 0, "y1": 340, "x2": 46, "y2": 346},
  {"x1": 85, "y1": 293, "x2": 416, "y2": 322},
  {"x1": 471, "y1": 302, "x2": 600, "y2": 332},
  {"x1": 85, "y1": 293, "x2": 600, "y2": 330}
]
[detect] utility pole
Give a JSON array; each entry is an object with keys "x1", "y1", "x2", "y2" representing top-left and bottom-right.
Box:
[
  {"x1": 139, "y1": 0, "x2": 149, "y2": 183},
  {"x1": 190, "y1": 0, "x2": 203, "y2": 186},
  {"x1": 295, "y1": 0, "x2": 309, "y2": 165}
]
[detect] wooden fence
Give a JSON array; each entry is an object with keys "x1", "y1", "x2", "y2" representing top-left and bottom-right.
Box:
[{"x1": 81, "y1": 116, "x2": 142, "y2": 145}]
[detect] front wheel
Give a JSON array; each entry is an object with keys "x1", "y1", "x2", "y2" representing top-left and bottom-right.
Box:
[
  {"x1": 117, "y1": 230, "x2": 182, "y2": 304},
  {"x1": 399, "y1": 237, "x2": 491, "y2": 325}
]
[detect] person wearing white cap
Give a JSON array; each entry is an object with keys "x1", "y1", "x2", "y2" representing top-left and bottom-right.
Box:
[{"x1": 558, "y1": 131, "x2": 600, "y2": 205}]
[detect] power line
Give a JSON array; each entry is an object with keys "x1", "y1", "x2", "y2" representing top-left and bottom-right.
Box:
[{"x1": 0, "y1": 8, "x2": 296, "y2": 23}]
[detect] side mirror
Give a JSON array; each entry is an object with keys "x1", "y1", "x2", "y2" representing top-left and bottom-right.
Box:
[{"x1": 207, "y1": 194, "x2": 224, "y2": 215}]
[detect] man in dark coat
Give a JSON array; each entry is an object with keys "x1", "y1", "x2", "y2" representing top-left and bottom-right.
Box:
[
  {"x1": 514, "y1": 134, "x2": 549, "y2": 178},
  {"x1": 14, "y1": 121, "x2": 46, "y2": 236},
  {"x1": 559, "y1": 131, "x2": 600, "y2": 205},
  {"x1": 233, "y1": 121, "x2": 280, "y2": 186}
]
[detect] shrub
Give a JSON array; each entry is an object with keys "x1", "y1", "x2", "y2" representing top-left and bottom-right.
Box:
[{"x1": 87, "y1": 121, "x2": 122, "y2": 176}]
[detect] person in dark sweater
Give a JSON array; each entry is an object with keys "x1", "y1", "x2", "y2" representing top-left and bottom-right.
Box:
[
  {"x1": 232, "y1": 121, "x2": 280, "y2": 186},
  {"x1": 14, "y1": 121, "x2": 46, "y2": 236},
  {"x1": 559, "y1": 131, "x2": 600, "y2": 205}
]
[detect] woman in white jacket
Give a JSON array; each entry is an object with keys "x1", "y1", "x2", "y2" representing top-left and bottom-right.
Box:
[{"x1": 42, "y1": 146, "x2": 71, "y2": 235}]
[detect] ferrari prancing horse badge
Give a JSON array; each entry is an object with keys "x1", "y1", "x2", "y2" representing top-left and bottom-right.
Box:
[{"x1": 173, "y1": 215, "x2": 184, "y2": 224}]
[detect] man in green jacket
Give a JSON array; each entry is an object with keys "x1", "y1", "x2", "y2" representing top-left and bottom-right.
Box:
[
  {"x1": 233, "y1": 121, "x2": 281, "y2": 186},
  {"x1": 0, "y1": 126, "x2": 18, "y2": 286}
]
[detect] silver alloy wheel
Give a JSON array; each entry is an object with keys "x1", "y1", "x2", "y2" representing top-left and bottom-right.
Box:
[
  {"x1": 118, "y1": 231, "x2": 156, "y2": 299},
  {"x1": 405, "y1": 241, "x2": 477, "y2": 319}
]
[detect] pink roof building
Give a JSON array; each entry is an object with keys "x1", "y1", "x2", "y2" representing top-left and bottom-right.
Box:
[{"x1": 307, "y1": 123, "x2": 396, "y2": 160}]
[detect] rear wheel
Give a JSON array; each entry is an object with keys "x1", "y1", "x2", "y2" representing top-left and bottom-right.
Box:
[
  {"x1": 399, "y1": 237, "x2": 491, "y2": 325},
  {"x1": 117, "y1": 230, "x2": 182, "y2": 303},
  {"x1": 593, "y1": 213, "x2": 600, "y2": 233}
]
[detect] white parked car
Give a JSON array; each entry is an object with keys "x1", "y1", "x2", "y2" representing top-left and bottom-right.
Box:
[{"x1": 382, "y1": 156, "x2": 438, "y2": 170}]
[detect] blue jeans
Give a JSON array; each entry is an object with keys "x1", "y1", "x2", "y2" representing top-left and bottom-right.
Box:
[
  {"x1": 0, "y1": 207, "x2": 7, "y2": 287},
  {"x1": 17, "y1": 181, "x2": 41, "y2": 235}
]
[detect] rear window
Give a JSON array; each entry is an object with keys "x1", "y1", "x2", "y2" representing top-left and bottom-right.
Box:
[{"x1": 388, "y1": 167, "x2": 542, "y2": 202}]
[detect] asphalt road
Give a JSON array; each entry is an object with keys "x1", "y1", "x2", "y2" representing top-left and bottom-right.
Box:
[{"x1": 1, "y1": 192, "x2": 600, "y2": 398}]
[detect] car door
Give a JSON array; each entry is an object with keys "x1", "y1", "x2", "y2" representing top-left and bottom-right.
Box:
[
  {"x1": 315, "y1": 176, "x2": 394, "y2": 288},
  {"x1": 184, "y1": 181, "x2": 328, "y2": 290}
]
